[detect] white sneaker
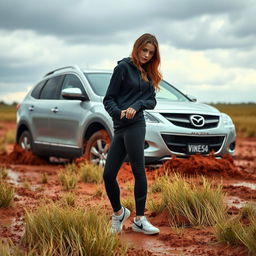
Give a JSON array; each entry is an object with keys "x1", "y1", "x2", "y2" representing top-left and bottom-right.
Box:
[
  {"x1": 111, "y1": 207, "x2": 131, "y2": 234},
  {"x1": 132, "y1": 216, "x2": 160, "y2": 235}
]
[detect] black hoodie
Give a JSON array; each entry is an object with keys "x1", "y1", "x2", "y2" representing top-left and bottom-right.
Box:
[{"x1": 103, "y1": 57, "x2": 157, "y2": 131}]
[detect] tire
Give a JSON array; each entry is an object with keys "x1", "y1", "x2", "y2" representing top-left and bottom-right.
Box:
[
  {"x1": 18, "y1": 130, "x2": 34, "y2": 152},
  {"x1": 84, "y1": 130, "x2": 111, "y2": 166}
]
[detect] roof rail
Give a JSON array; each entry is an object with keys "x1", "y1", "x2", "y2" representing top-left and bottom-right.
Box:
[{"x1": 44, "y1": 65, "x2": 80, "y2": 77}]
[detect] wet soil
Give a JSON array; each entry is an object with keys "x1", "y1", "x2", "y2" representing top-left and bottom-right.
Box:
[{"x1": 0, "y1": 122, "x2": 256, "y2": 255}]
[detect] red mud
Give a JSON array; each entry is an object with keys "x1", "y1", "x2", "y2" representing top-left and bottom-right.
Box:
[
  {"x1": 0, "y1": 144, "x2": 48, "y2": 165},
  {"x1": 0, "y1": 121, "x2": 256, "y2": 256}
]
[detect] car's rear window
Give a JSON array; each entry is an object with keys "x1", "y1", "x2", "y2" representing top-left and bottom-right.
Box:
[{"x1": 31, "y1": 80, "x2": 46, "y2": 99}]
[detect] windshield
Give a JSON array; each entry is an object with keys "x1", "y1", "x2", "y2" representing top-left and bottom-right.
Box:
[{"x1": 84, "y1": 72, "x2": 190, "y2": 102}]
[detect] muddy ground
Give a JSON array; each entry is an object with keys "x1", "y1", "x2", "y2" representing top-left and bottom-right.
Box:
[{"x1": 0, "y1": 122, "x2": 256, "y2": 256}]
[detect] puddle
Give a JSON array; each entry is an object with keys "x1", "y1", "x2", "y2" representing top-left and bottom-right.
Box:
[
  {"x1": 232, "y1": 182, "x2": 256, "y2": 190},
  {"x1": 121, "y1": 227, "x2": 185, "y2": 256},
  {"x1": 225, "y1": 196, "x2": 246, "y2": 209},
  {"x1": 7, "y1": 169, "x2": 20, "y2": 185}
]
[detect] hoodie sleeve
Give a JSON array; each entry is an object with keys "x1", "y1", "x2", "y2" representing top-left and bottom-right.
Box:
[
  {"x1": 130, "y1": 86, "x2": 157, "y2": 111},
  {"x1": 103, "y1": 64, "x2": 124, "y2": 119}
]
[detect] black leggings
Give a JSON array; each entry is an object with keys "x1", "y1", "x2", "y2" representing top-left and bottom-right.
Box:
[{"x1": 103, "y1": 125, "x2": 147, "y2": 216}]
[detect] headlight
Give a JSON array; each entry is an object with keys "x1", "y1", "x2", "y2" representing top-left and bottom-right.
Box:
[
  {"x1": 221, "y1": 113, "x2": 234, "y2": 126},
  {"x1": 144, "y1": 112, "x2": 159, "y2": 123}
]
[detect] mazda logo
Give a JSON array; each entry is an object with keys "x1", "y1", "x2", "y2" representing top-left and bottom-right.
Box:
[{"x1": 190, "y1": 115, "x2": 205, "y2": 127}]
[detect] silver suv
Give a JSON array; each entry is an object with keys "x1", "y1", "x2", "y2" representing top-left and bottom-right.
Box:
[{"x1": 16, "y1": 65, "x2": 236, "y2": 165}]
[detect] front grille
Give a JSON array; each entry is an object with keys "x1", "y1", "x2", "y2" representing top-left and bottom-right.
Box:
[
  {"x1": 161, "y1": 134, "x2": 225, "y2": 154},
  {"x1": 160, "y1": 113, "x2": 219, "y2": 129}
]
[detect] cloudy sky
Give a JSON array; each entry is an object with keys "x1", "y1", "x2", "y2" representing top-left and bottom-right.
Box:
[{"x1": 0, "y1": 0, "x2": 255, "y2": 103}]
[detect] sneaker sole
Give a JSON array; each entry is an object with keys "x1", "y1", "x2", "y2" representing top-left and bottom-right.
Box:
[{"x1": 132, "y1": 225, "x2": 159, "y2": 235}]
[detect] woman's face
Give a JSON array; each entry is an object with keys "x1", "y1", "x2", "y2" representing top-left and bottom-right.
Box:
[{"x1": 138, "y1": 43, "x2": 155, "y2": 64}]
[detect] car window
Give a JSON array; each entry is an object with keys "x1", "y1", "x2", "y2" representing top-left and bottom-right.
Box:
[
  {"x1": 84, "y1": 72, "x2": 190, "y2": 102},
  {"x1": 84, "y1": 73, "x2": 111, "y2": 96},
  {"x1": 31, "y1": 80, "x2": 47, "y2": 99},
  {"x1": 39, "y1": 76, "x2": 64, "y2": 100},
  {"x1": 60, "y1": 74, "x2": 86, "y2": 99},
  {"x1": 157, "y1": 81, "x2": 189, "y2": 102}
]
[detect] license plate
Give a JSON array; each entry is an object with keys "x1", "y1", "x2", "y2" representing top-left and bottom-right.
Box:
[{"x1": 187, "y1": 144, "x2": 209, "y2": 154}]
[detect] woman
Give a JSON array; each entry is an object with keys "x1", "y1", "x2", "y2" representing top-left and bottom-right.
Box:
[{"x1": 103, "y1": 33, "x2": 162, "y2": 235}]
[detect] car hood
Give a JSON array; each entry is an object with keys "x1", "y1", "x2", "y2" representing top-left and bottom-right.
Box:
[{"x1": 154, "y1": 99, "x2": 220, "y2": 114}]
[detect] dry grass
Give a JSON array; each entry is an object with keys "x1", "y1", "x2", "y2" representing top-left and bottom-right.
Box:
[
  {"x1": 0, "y1": 137, "x2": 6, "y2": 153},
  {"x1": 0, "y1": 166, "x2": 8, "y2": 180},
  {"x1": 22, "y1": 203, "x2": 127, "y2": 256},
  {"x1": 152, "y1": 173, "x2": 226, "y2": 226},
  {"x1": 79, "y1": 162, "x2": 103, "y2": 184},
  {"x1": 0, "y1": 239, "x2": 25, "y2": 256},
  {"x1": 0, "y1": 104, "x2": 16, "y2": 123},
  {"x1": 0, "y1": 181, "x2": 14, "y2": 208},
  {"x1": 212, "y1": 103, "x2": 256, "y2": 137},
  {"x1": 58, "y1": 171, "x2": 78, "y2": 191},
  {"x1": 40, "y1": 173, "x2": 48, "y2": 184},
  {"x1": 121, "y1": 195, "x2": 135, "y2": 212},
  {"x1": 59, "y1": 192, "x2": 76, "y2": 207},
  {"x1": 4, "y1": 130, "x2": 15, "y2": 144}
]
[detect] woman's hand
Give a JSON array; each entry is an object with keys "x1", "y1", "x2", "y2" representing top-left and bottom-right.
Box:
[
  {"x1": 120, "y1": 110, "x2": 126, "y2": 119},
  {"x1": 125, "y1": 107, "x2": 137, "y2": 119}
]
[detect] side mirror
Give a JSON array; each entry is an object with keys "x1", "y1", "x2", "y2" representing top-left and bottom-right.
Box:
[
  {"x1": 186, "y1": 94, "x2": 197, "y2": 102},
  {"x1": 61, "y1": 88, "x2": 88, "y2": 101}
]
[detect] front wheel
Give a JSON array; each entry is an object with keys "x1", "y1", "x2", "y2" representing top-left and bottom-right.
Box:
[
  {"x1": 18, "y1": 130, "x2": 33, "y2": 152},
  {"x1": 84, "y1": 130, "x2": 111, "y2": 166}
]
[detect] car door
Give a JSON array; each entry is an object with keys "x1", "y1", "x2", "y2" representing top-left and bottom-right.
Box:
[
  {"x1": 33, "y1": 75, "x2": 64, "y2": 144},
  {"x1": 47, "y1": 74, "x2": 90, "y2": 148}
]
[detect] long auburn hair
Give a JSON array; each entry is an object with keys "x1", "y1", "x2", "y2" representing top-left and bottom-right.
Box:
[{"x1": 131, "y1": 33, "x2": 162, "y2": 90}]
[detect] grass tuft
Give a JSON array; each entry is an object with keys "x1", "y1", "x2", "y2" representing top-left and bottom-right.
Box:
[
  {"x1": 41, "y1": 173, "x2": 48, "y2": 184},
  {"x1": 240, "y1": 203, "x2": 256, "y2": 219},
  {"x1": 58, "y1": 171, "x2": 78, "y2": 191},
  {"x1": 59, "y1": 192, "x2": 76, "y2": 207},
  {"x1": 156, "y1": 173, "x2": 226, "y2": 226},
  {"x1": 0, "y1": 166, "x2": 8, "y2": 180},
  {"x1": 0, "y1": 137, "x2": 6, "y2": 153},
  {"x1": 121, "y1": 195, "x2": 135, "y2": 213},
  {"x1": 0, "y1": 181, "x2": 14, "y2": 208},
  {"x1": 80, "y1": 163, "x2": 103, "y2": 184},
  {"x1": 22, "y1": 203, "x2": 127, "y2": 256}
]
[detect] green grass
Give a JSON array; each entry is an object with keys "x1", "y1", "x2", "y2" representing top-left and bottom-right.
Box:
[
  {"x1": 0, "y1": 181, "x2": 14, "y2": 208},
  {"x1": 212, "y1": 103, "x2": 256, "y2": 137},
  {"x1": 22, "y1": 203, "x2": 127, "y2": 256}
]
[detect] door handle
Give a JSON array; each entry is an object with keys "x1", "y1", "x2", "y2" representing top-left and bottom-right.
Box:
[
  {"x1": 51, "y1": 107, "x2": 59, "y2": 113},
  {"x1": 28, "y1": 105, "x2": 34, "y2": 111}
]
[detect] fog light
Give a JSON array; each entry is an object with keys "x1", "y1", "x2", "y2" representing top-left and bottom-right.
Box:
[{"x1": 229, "y1": 142, "x2": 236, "y2": 151}]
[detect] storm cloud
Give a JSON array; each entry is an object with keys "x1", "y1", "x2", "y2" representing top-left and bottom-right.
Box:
[{"x1": 0, "y1": 0, "x2": 255, "y2": 103}]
